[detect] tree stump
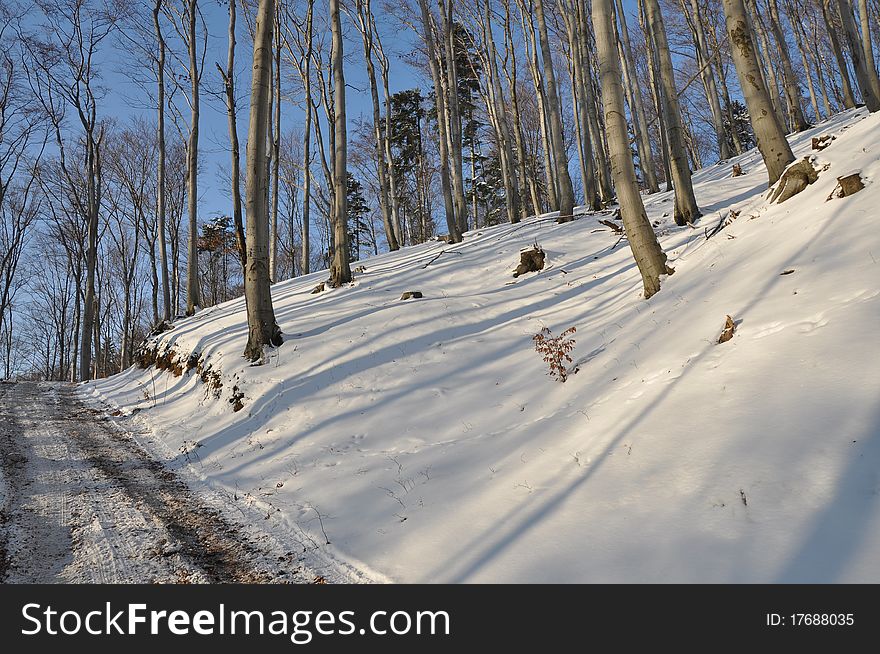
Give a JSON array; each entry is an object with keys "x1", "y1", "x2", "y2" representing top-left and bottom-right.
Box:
[
  {"x1": 310, "y1": 282, "x2": 325, "y2": 294},
  {"x1": 731, "y1": 163, "x2": 744, "y2": 177},
  {"x1": 811, "y1": 135, "x2": 834, "y2": 151},
  {"x1": 769, "y1": 158, "x2": 819, "y2": 204},
  {"x1": 400, "y1": 291, "x2": 423, "y2": 300},
  {"x1": 837, "y1": 172, "x2": 865, "y2": 197},
  {"x1": 513, "y1": 247, "x2": 546, "y2": 278}
]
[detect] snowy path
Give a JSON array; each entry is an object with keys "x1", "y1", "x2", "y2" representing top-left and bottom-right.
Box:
[{"x1": 0, "y1": 381, "x2": 318, "y2": 583}]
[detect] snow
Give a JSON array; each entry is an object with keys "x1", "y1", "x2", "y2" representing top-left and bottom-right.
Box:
[{"x1": 84, "y1": 108, "x2": 880, "y2": 582}]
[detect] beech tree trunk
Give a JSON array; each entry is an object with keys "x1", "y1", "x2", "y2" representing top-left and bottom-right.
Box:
[
  {"x1": 185, "y1": 0, "x2": 201, "y2": 315},
  {"x1": 614, "y1": 0, "x2": 660, "y2": 190},
  {"x1": 329, "y1": 0, "x2": 353, "y2": 284},
  {"x1": 722, "y1": 0, "x2": 795, "y2": 185},
  {"x1": 682, "y1": 0, "x2": 733, "y2": 159},
  {"x1": 593, "y1": 0, "x2": 673, "y2": 299},
  {"x1": 821, "y1": 0, "x2": 858, "y2": 109},
  {"x1": 153, "y1": 0, "x2": 172, "y2": 322},
  {"x1": 857, "y1": 0, "x2": 880, "y2": 101},
  {"x1": 438, "y1": 0, "x2": 470, "y2": 234},
  {"x1": 417, "y1": 0, "x2": 462, "y2": 243},
  {"x1": 534, "y1": 0, "x2": 576, "y2": 222},
  {"x1": 219, "y1": 0, "x2": 247, "y2": 270},
  {"x1": 767, "y1": 0, "x2": 810, "y2": 130},
  {"x1": 356, "y1": 0, "x2": 400, "y2": 250},
  {"x1": 836, "y1": 0, "x2": 880, "y2": 111},
  {"x1": 644, "y1": 0, "x2": 701, "y2": 225},
  {"x1": 270, "y1": 9, "x2": 281, "y2": 280},
  {"x1": 243, "y1": 0, "x2": 282, "y2": 362}
]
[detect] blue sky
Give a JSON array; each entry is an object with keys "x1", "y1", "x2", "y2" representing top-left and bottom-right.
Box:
[{"x1": 101, "y1": 2, "x2": 424, "y2": 220}]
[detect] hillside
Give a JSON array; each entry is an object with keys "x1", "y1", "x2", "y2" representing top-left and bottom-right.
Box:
[{"x1": 85, "y1": 108, "x2": 880, "y2": 583}]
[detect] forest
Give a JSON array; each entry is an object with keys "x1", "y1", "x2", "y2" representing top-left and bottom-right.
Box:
[{"x1": 1, "y1": 0, "x2": 878, "y2": 380}]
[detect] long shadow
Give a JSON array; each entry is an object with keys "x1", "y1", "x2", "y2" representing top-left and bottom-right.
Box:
[
  {"x1": 433, "y1": 204, "x2": 843, "y2": 582},
  {"x1": 774, "y1": 400, "x2": 880, "y2": 582}
]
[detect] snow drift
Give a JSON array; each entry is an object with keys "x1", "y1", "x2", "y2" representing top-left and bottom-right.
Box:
[{"x1": 85, "y1": 108, "x2": 880, "y2": 583}]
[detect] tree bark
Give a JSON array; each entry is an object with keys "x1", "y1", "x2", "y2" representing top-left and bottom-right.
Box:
[
  {"x1": 329, "y1": 0, "x2": 353, "y2": 284},
  {"x1": 722, "y1": 0, "x2": 795, "y2": 185},
  {"x1": 534, "y1": 0, "x2": 576, "y2": 222},
  {"x1": 185, "y1": 0, "x2": 201, "y2": 315},
  {"x1": 836, "y1": 0, "x2": 880, "y2": 110},
  {"x1": 301, "y1": 0, "x2": 313, "y2": 274},
  {"x1": 243, "y1": 0, "x2": 282, "y2": 362},
  {"x1": 593, "y1": 0, "x2": 673, "y2": 299},
  {"x1": 438, "y1": 0, "x2": 470, "y2": 234},
  {"x1": 644, "y1": 0, "x2": 701, "y2": 225},
  {"x1": 767, "y1": 0, "x2": 810, "y2": 129},
  {"x1": 681, "y1": 0, "x2": 732, "y2": 159},
  {"x1": 153, "y1": 0, "x2": 172, "y2": 322},
  {"x1": 417, "y1": 0, "x2": 462, "y2": 243},
  {"x1": 219, "y1": 0, "x2": 247, "y2": 270},
  {"x1": 821, "y1": 0, "x2": 858, "y2": 108},
  {"x1": 480, "y1": 0, "x2": 521, "y2": 223},
  {"x1": 857, "y1": 0, "x2": 880, "y2": 101},
  {"x1": 614, "y1": 0, "x2": 661, "y2": 189},
  {"x1": 356, "y1": 0, "x2": 399, "y2": 250},
  {"x1": 270, "y1": 7, "x2": 282, "y2": 280}
]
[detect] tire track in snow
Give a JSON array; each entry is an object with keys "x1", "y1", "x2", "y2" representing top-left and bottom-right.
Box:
[{"x1": 0, "y1": 381, "x2": 317, "y2": 583}]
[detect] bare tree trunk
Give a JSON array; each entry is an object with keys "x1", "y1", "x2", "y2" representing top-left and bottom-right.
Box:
[
  {"x1": 80, "y1": 135, "x2": 100, "y2": 381},
  {"x1": 614, "y1": 0, "x2": 660, "y2": 189},
  {"x1": 356, "y1": 0, "x2": 399, "y2": 250},
  {"x1": 784, "y1": 0, "x2": 823, "y2": 119},
  {"x1": 639, "y1": 0, "x2": 673, "y2": 189},
  {"x1": 857, "y1": 0, "x2": 880, "y2": 100},
  {"x1": 593, "y1": 0, "x2": 673, "y2": 299},
  {"x1": 417, "y1": 0, "x2": 462, "y2": 242},
  {"x1": 644, "y1": 0, "x2": 701, "y2": 225},
  {"x1": 329, "y1": 0, "x2": 353, "y2": 284},
  {"x1": 153, "y1": 0, "x2": 172, "y2": 322},
  {"x1": 723, "y1": 0, "x2": 795, "y2": 184},
  {"x1": 746, "y1": 0, "x2": 787, "y2": 127},
  {"x1": 794, "y1": 0, "x2": 833, "y2": 117},
  {"x1": 518, "y1": 1, "x2": 558, "y2": 211},
  {"x1": 502, "y1": 0, "x2": 539, "y2": 219},
  {"x1": 821, "y1": 0, "x2": 858, "y2": 108},
  {"x1": 270, "y1": 7, "x2": 282, "y2": 280},
  {"x1": 218, "y1": 0, "x2": 247, "y2": 270},
  {"x1": 681, "y1": 0, "x2": 732, "y2": 159},
  {"x1": 534, "y1": 0, "x2": 576, "y2": 222},
  {"x1": 185, "y1": 0, "x2": 201, "y2": 315},
  {"x1": 836, "y1": 0, "x2": 880, "y2": 110},
  {"x1": 378, "y1": 47, "x2": 403, "y2": 244},
  {"x1": 301, "y1": 0, "x2": 313, "y2": 274},
  {"x1": 438, "y1": 0, "x2": 470, "y2": 234},
  {"x1": 243, "y1": 0, "x2": 282, "y2": 362},
  {"x1": 479, "y1": 0, "x2": 521, "y2": 223},
  {"x1": 563, "y1": 0, "x2": 600, "y2": 209},
  {"x1": 767, "y1": 0, "x2": 810, "y2": 129}
]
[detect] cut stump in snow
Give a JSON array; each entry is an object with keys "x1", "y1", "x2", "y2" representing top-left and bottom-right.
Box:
[
  {"x1": 731, "y1": 163, "x2": 744, "y2": 177},
  {"x1": 513, "y1": 246, "x2": 545, "y2": 278},
  {"x1": 837, "y1": 173, "x2": 865, "y2": 197},
  {"x1": 310, "y1": 283, "x2": 325, "y2": 295},
  {"x1": 717, "y1": 315, "x2": 737, "y2": 344},
  {"x1": 400, "y1": 291, "x2": 423, "y2": 300},
  {"x1": 811, "y1": 135, "x2": 834, "y2": 151},
  {"x1": 769, "y1": 158, "x2": 819, "y2": 204},
  {"x1": 354, "y1": 265, "x2": 367, "y2": 273}
]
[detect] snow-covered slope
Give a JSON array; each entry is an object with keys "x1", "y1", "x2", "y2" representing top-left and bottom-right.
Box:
[{"x1": 85, "y1": 109, "x2": 880, "y2": 583}]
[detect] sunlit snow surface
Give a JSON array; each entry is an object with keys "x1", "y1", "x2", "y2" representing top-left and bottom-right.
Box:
[{"x1": 86, "y1": 109, "x2": 880, "y2": 582}]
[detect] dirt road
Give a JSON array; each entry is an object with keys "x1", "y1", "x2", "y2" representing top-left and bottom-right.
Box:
[{"x1": 0, "y1": 382, "x2": 312, "y2": 583}]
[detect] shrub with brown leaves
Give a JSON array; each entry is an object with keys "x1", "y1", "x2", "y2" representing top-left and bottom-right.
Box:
[{"x1": 533, "y1": 326, "x2": 577, "y2": 382}]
